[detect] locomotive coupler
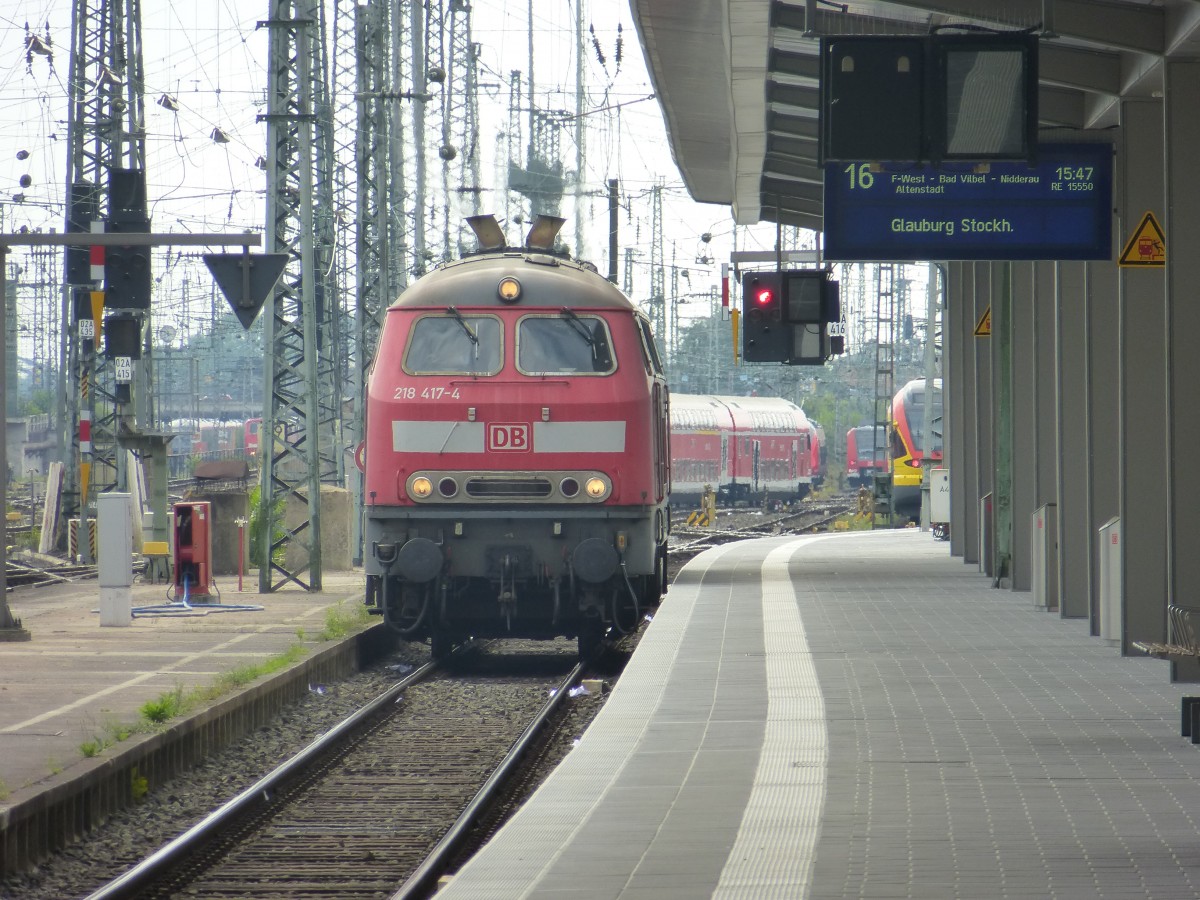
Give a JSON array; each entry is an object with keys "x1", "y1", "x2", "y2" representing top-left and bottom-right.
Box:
[{"x1": 497, "y1": 553, "x2": 517, "y2": 629}]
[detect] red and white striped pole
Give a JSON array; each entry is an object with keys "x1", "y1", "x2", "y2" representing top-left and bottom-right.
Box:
[
  {"x1": 721, "y1": 262, "x2": 730, "y2": 318},
  {"x1": 78, "y1": 221, "x2": 104, "y2": 561}
]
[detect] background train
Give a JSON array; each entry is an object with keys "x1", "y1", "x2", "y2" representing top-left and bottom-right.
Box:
[
  {"x1": 846, "y1": 424, "x2": 887, "y2": 489},
  {"x1": 890, "y1": 377, "x2": 943, "y2": 519},
  {"x1": 361, "y1": 214, "x2": 670, "y2": 657},
  {"x1": 670, "y1": 393, "x2": 823, "y2": 505}
]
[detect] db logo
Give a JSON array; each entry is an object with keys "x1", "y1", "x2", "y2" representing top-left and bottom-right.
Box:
[{"x1": 487, "y1": 423, "x2": 531, "y2": 452}]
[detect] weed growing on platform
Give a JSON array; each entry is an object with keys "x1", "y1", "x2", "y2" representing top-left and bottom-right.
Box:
[
  {"x1": 79, "y1": 738, "x2": 109, "y2": 758},
  {"x1": 104, "y1": 718, "x2": 134, "y2": 743},
  {"x1": 318, "y1": 601, "x2": 371, "y2": 641},
  {"x1": 0, "y1": 777, "x2": 9, "y2": 800},
  {"x1": 46, "y1": 758, "x2": 62, "y2": 776},
  {"x1": 208, "y1": 644, "x2": 308, "y2": 698},
  {"x1": 71, "y1": 643, "x2": 320, "y2": 763},
  {"x1": 140, "y1": 686, "x2": 185, "y2": 724}
]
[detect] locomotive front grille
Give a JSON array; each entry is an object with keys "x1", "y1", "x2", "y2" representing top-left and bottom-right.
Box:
[
  {"x1": 466, "y1": 476, "x2": 553, "y2": 498},
  {"x1": 406, "y1": 469, "x2": 612, "y2": 504}
]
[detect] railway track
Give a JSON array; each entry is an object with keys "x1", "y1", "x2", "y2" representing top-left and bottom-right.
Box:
[
  {"x1": 85, "y1": 643, "x2": 585, "y2": 900},
  {"x1": 668, "y1": 495, "x2": 858, "y2": 571}
]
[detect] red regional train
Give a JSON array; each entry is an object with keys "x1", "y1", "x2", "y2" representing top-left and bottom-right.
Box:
[
  {"x1": 809, "y1": 419, "x2": 827, "y2": 488},
  {"x1": 669, "y1": 393, "x2": 819, "y2": 505},
  {"x1": 846, "y1": 424, "x2": 888, "y2": 488},
  {"x1": 361, "y1": 215, "x2": 671, "y2": 657}
]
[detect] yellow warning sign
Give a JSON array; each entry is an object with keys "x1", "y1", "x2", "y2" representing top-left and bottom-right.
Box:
[
  {"x1": 974, "y1": 305, "x2": 992, "y2": 338},
  {"x1": 1118, "y1": 211, "x2": 1166, "y2": 267}
]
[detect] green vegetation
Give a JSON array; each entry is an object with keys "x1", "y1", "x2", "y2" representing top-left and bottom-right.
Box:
[
  {"x1": 248, "y1": 484, "x2": 286, "y2": 569},
  {"x1": 0, "y1": 777, "x2": 9, "y2": 800},
  {"x1": 140, "y1": 686, "x2": 185, "y2": 724},
  {"x1": 130, "y1": 768, "x2": 149, "y2": 803},
  {"x1": 319, "y1": 600, "x2": 372, "y2": 641},
  {"x1": 79, "y1": 738, "x2": 107, "y2": 758},
  {"x1": 105, "y1": 720, "x2": 134, "y2": 743},
  {"x1": 73, "y1": 603, "x2": 371, "y2": 762}
]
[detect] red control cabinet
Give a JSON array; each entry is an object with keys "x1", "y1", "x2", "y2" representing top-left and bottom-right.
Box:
[{"x1": 173, "y1": 501, "x2": 214, "y2": 598}]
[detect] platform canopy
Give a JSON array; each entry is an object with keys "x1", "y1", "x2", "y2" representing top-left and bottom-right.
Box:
[{"x1": 628, "y1": 0, "x2": 1200, "y2": 229}]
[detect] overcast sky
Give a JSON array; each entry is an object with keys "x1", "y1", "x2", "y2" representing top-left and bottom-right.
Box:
[{"x1": 0, "y1": 1, "x2": 797, "y2": 317}]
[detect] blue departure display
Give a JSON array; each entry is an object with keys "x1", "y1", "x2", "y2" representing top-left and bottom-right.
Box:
[{"x1": 822, "y1": 143, "x2": 1113, "y2": 261}]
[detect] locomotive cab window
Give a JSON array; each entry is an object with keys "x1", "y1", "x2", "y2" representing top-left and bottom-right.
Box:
[
  {"x1": 517, "y1": 312, "x2": 616, "y2": 375},
  {"x1": 636, "y1": 317, "x2": 664, "y2": 375},
  {"x1": 403, "y1": 313, "x2": 503, "y2": 375}
]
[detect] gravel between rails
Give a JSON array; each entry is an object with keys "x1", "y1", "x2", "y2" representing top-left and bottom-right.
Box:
[{"x1": 0, "y1": 636, "x2": 622, "y2": 900}]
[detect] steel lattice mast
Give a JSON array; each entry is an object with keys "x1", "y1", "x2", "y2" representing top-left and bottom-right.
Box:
[
  {"x1": 649, "y1": 181, "x2": 665, "y2": 356},
  {"x1": 258, "y1": 0, "x2": 325, "y2": 591},
  {"x1": 444, "y1": 0, "x2": 482, "y2": 254},
  {"x1": 61, "y1": 0, "x2": 147, "y2": 555},
  {"x1": 311, "y1": 1, "x2": 346, "y2": 492},
  {"x1": 347, "y1": 0, "x2": 392, "y2": 566}
]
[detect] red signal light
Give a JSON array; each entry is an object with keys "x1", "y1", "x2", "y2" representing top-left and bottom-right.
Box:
[{"x1": 754, "y1": 287, "x2": 775, "y2": 306}]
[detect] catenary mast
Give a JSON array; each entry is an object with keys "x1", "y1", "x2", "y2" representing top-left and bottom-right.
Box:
[{"x1": 62, "y1": 0, "x2": 148, "y2": 557}]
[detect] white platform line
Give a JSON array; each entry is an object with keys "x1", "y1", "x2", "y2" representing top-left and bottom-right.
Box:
[{"x1": 714, "y1": 536, "x2": 830, "y2": 899}]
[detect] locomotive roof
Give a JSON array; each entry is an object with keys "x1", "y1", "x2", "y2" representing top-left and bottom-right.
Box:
[{"x1": 389, "y1": 251, "x2": 638, "y2": 311}]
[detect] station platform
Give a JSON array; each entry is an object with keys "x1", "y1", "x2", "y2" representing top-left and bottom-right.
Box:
[
  {"x1": 440, "y1": 530, "x2": 1200, "y2": 899},
  {"x1": 0, "y1": 569, "x2": 365, "y2": 813}
]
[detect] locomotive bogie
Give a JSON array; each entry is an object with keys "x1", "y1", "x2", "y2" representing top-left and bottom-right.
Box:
[{"x1": 364, "y1": 507, "x2": 661, "y2": 642}]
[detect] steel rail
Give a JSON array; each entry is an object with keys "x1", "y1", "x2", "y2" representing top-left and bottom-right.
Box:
[
  {"x1": 391, "y1": 659, "x2": 586, "y2": 899},
  {"x1": 84, "y1": 657, "x2": 441, "y2": 900}
]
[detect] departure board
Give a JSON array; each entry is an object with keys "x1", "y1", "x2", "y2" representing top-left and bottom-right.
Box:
[{"x1": 822, "y1": 143, "x2": 1113, "y2": 261}]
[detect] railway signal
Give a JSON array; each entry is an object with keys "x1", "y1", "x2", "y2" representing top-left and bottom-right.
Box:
[
  {"x1": 740, "y1": 271, "x2": 788, "y2": 362},
  {"x1": 740, "y1": 269, "x2": 842, "y2": 364}
]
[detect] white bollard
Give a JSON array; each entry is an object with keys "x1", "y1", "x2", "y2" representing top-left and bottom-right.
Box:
[{"x1": 97, "y1": 492, "x2": 133, "y2": 627}]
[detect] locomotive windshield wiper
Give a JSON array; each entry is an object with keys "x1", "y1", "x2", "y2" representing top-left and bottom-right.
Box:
[
  {"x1": 559, "y1": 307, "x2": 595, "y2": 347},
  {"x1": 446, "y1": 306, "x2": 479, "y2": 345}
]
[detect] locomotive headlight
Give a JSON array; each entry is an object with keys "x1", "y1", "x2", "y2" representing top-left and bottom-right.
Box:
[
  {"x1": 585, "y1": 476, "x2": 609, "y2": 499},
  {"x1": 410, "y1": 476, "x2": 434, "y2": 498},
  {"x1": 497, "y1": 276, "x2": 522, "y2": 303}
]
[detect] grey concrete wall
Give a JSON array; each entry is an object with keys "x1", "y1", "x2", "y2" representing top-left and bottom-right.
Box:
[
  {"x1": 973, "y1": 264, "x2": 993, "y2": 573},
  {"x1": 1086, "y1": 258, "x2": 1120, "y2": 635},
  {"x1": 1119, "y1": 99, "x2": 1168, "y2": 655},
  {"x1": 948, "y1": 263, "x2": 968, "y2": 559},
  {"x1": 285, "y1": 486, "x2": 353, "y2": 573},
  {"x1": 1165, "y1": 61, "x2": 1200, "y2": 681},
  {"x1": 1010, "y1": 262, "x2": 1036, "y2": 592},
  {"x1": 1056, "y1": 263, "x2": 1090, "y2": 618}
]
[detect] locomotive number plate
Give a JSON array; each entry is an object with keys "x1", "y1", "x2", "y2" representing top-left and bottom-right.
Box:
[{"x1": 487, "y1": 423, "x2": 531, "y2": 452}]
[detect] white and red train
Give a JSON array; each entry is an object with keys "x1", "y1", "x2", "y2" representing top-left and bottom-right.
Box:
[
  {"x1": 845, "y1": 424, "x2": 888, "y2": 488},
  {"x1": 361, "y1": 215, "x2": 670, "y2": 656},
  {"x1": 669, "y1": 393, "x2": 824, "y2": 505}
]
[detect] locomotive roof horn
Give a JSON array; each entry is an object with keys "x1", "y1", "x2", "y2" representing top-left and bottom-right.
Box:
[
  {"x1": 525, "y1": 215, "x2": 566, "y2": 251},
  {"x1": 466, "y1": 214, "x2": 508, "y2": 251}
]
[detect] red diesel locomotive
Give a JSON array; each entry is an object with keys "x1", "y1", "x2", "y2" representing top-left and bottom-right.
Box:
[
  {"x1": 669, "y1": 393, "x2": 817, "y2": 504},
  {"x1": 361, "y1": 215, "x2": 671, "y2": 656}
]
